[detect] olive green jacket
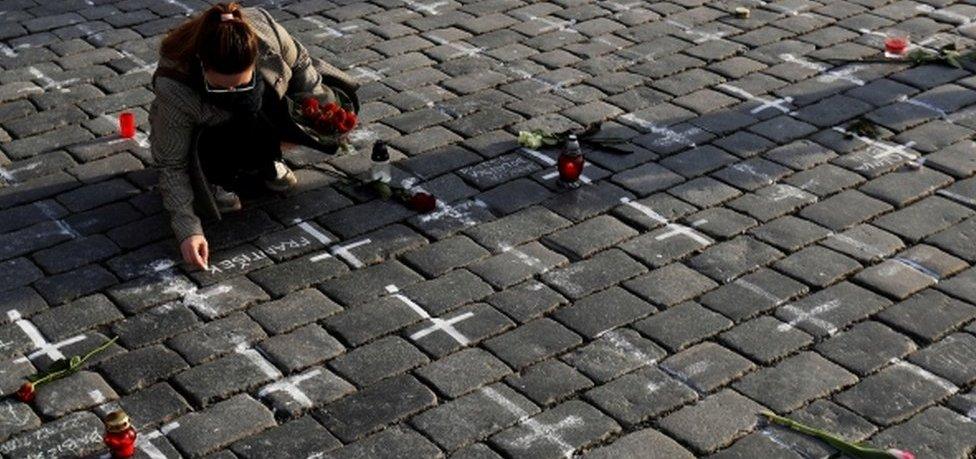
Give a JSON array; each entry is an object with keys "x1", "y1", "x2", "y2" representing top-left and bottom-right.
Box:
[{"x1": 149, "y1": 7, "x2": 359, "y2": 243}]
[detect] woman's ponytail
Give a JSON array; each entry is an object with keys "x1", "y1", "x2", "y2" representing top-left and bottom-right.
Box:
[{"x1": 160, "y1": 2, "x2": 259, "y2": 74}]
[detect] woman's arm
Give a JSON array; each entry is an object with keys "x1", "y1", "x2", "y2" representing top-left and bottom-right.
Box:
[{"x1": 149, "y1": 78, "x2": 205, "y2": 243}]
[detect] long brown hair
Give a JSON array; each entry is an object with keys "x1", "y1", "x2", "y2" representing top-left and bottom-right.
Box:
[{"x1": 160, "y1": 2, "x2": 259, "y2": 74}]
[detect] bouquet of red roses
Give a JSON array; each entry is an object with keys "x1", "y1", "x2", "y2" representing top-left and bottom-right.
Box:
[{"x1": 288, "y1": 92, "x2": 358, "y2": 147}]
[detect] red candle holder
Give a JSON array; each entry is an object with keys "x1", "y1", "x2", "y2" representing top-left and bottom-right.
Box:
[
  {"x1": 119, "y1": 112, "x2": 136, "y2": 139},
  {"x1": 103, "y1": 410, "x2": 137, "y2": 459},
  {"x1": 884, "y1": 31, "x2": 909, "y2": 58},
  {"x1": 557, "y1": 153, "x2": 584, "y2": 183},
  {"x1": 557, "y1": 134, "x2": 585, "y2": 186}
]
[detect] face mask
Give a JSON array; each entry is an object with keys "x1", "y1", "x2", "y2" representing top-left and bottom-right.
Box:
[{"x1": 203, "y1": 71, "x2": 265, "y2": 115}]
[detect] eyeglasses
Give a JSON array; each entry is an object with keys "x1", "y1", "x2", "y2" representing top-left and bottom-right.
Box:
[{"x1": 201, "y1": 61, "x2": 256, "y2": 93}]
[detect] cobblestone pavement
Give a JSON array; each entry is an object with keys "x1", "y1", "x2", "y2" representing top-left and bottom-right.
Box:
[{"x1": 2, "y1": 0, "x2": 976, "y2": 457}]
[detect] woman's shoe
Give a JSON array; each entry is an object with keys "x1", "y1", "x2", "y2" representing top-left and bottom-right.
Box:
[
  {"x1": 266, "y1": 161, "x2": 298, "y2": 192},
  {"x1": 213, "y1": 185, "x2": 242, "y2": 213}
]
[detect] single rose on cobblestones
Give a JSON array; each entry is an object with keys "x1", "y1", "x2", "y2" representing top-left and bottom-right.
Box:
[
  {"x1": 763, "y1": 411, "x2": 914, "y2": 458},
  {"x1": 12, "y1": 337, "x2": 119, "y2": 403},
  {"x1": 407, "y1": 192, "x2": 437, "y2": 213},
  {"x1": 15, "y1": 382, "x2": 35, "y2": 403}
]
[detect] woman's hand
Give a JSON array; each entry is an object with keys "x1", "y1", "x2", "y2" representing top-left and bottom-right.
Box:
[{"x1": 180, "y1": 234, "x2": 209, "y2": 270}]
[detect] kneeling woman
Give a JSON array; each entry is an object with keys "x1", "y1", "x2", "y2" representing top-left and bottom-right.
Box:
[{"x1": 149, "y1": 2, "x2": 358, "y2": 270}]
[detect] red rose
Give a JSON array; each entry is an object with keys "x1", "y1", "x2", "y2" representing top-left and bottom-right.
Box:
[
  {"x1": 16, "y1": 382, "x2": 34, "y2": 403},
  {"x1": 314, "y1": 115, "x2": 334, "y2": 133},
  {"x1": 323, "y1": 102, "x2": 339, "y2": 114},
  {"x1": 301, "y1": 98, "x2": 319, "y2": 119},
  {"x1": 407, "y1": 192, "x2": 437, "y2": 213},
  {"x1": 345, "y1": 111, "x2": 358, "y2": 128}
]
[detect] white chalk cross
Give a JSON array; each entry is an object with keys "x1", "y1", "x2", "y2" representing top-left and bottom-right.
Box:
[
  {"x1": 258, "y1": 369, "x2": 322, "y2": 408},
  {"x1": 9, "y1": 310, "x2": 87, "y2": 363},
  {"x1": 481, "y1": 387, "x2": 581, "y2": 457},
  {"x1": 386, "y1": 285, "x2": 475, "y2": 345},
  {"x1": 777, "y1": 299, "x2": 841, "y2": 334}
]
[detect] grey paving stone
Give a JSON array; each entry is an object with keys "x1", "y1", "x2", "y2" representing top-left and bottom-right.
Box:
[
  {"x1": 31, "y1": 293, "x2": 122, "y2": 340},
  {"x1": 173, "y1": 351, "x2": 280, "y2": 407},
  {"x1": 659, "y1": 145, "x2": 738, "y2": 180},
  {"x1": 735, "y1": 352, "x2": 857, "y2": 412},
  {"x1": 489, "y1": 400, "x2": 621, "y2": 458},
  {"x1": 116, "y1": 383, "x2": 190, "y2": 431},
  {"x1": 699, "y1": 267, "x2": 808, "y2": 321},
  {"x1": 249, "y1": 252, "x2": 350, "y2": 299},
  {"x1": 610, "y1": 162, "x2": 685, "y2": 196},
  {"x1": 451, "y1": 443, "x2": 504, "y2": 459},
  {"x1": 248, "y1": 289, "x2": 342, "y2": 335},
  {"x1": 782, "y1": 163, "x2": 865, "y2": 198},
  {"x1": 330, "y1": 336, "x2": 429, "y2": 386},
  {"x1": 257, "y1": 367, "x2": 355, "y2": 420},
  {"x1": 33, "y1": 370, "x2": 118, "y2": 419},
  {"x1": 167, "y1": 313, "x2": 268, "y2": 366},
  {"x1": 634, "y1": 302, "x2": 733, "y2": 352},
  {"x1": 468, "y1": 241, "x2": 567, "y2": 289},
  {"x1": 258, "y1": 324, "x2": 345, "y2": 373},
  {"x1": 624, "y1": 262, "x2": 718, "y2": 308},
  {"x1": 112, "y1": 302, "x2": 200, "y2": 349},
  {"x1": 873, "y1": 196, "x2": 973, "y2": 242},
  {"x1": 0, "y1": 400, "x2": 41, "y2": 444},
  {"x1": 402, "y1": 235, "x2": 489, "y2": 278},
  {"x1": 658, "y1": 389, "x2": 766, "y2": 455},
  {"x1": 416, "y1": 348, "x2": 511, "y2": 399},
  {"x1": 660, "y1": 342, "x2": 756, "y2": 394},
  {"x1": 405, "y1": 302, "x2": 515, "y2": 359},
  {"x1": 926, "y1": 217, "x2": 976, "y2": 263},
  {"x1": 543, "y1": 215, "x2": 638, "y2": 260},
  {"x1": 0, "y1": 412, "x2": 103, "y2": 458},
  {"x1": 231, "y1": 416, "x2": 342, "y2": 459},
  {"x1": 505, "y1": 359, "x2": 593, "y2": 407},
  {"x1": 719, "y1": 315, "x2": 813, "y2": 365},
  {"x1": 877, "y1": 289, "x2": 976, "y2": 344},
  {"x1": 773, "y1": 246, "x2": 862, "y2": 288},
  {"x1": 401, "y1": 268, "x2": 494, "y2": 315},
  {"x1": 688, "y1": 236, "x2": 784, "y2": 284},
  {"x1": 330, "y1": 425, "x2": 443, "y2": 458},
  {"x1": 908, "y1": 333, "x2": 976, "y2": 387},
  {"x1": 324, "y1": 295, "x2": 423, "y2": 347},
  {"x1": 871, "y1": 406, "x2": 976, "y2": 459},
  {"x1": 411, "y1": 383, "x2": 540, "y2": 452},
  {"x1": 750, "y1": 216, "x2": 830, "y2": 252},
  {"x1": 836, "y1": 361, "x2": 958, "y2": 426},
  {"x1": 854, "y1": 258, "x2": 938, "y2": 300},
  {"x1": 167, "y1": 395, "x2": 277, "y2": 458},
  {"x1": 816, "y1": 321, "x2": 917, "y2": 376},
  {"x1": 458, "y1": 153, "x2": 542, "y2": 189},
  {"x1": 99, "y1": 344, "x2": 188, "y2": 394},
  {"x1": 465, "y1": 206, "x2": 571, "y2": 251},
  {"x1": 553, "y1": 287, "x2": 656, "y2": 339},
  {"x1": 859, "y1": 167, "x2": 953, "y2": 207},
  {"x1": 774, "y1": 281, "x2": 891, "y2": 338},
  {"x1": 668, "y1": 177, "x2": 743, "y2": 208},
  {"x1": 542, "y1": 248, "x2": 645, "y2": 299},
  {"x1": 484, "y1": 318, "x2": 582, "y2": 370},
  {"x1": 562, "y1": 328, "x2": 664, "y2": 383},
  {"x1": 316, "y1": 374, "x2": 436, "y2": 442},
  {"x1": 820, "y1": 224, "x2": 905, "y2": 263},
  {"x1": 940, "y1": 266, "x2": 976, "y2": 305},
  {"x1": 319, "y1": 260, "x2": 424, "y2": 306},
  {"x1": 617, "y1": 225, "x2": 710, "y2": 269},
  {"x1": 585, "y1": 363, "x2": 699, "y2": 429}
]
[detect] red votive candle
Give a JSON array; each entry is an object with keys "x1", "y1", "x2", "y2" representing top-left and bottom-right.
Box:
[
  {"x1": 884, "y1": 31, "x2": 909, "y2": 58},
  {"x1": 119, "y1": 112, "x2": 135, "y2": 138}
]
